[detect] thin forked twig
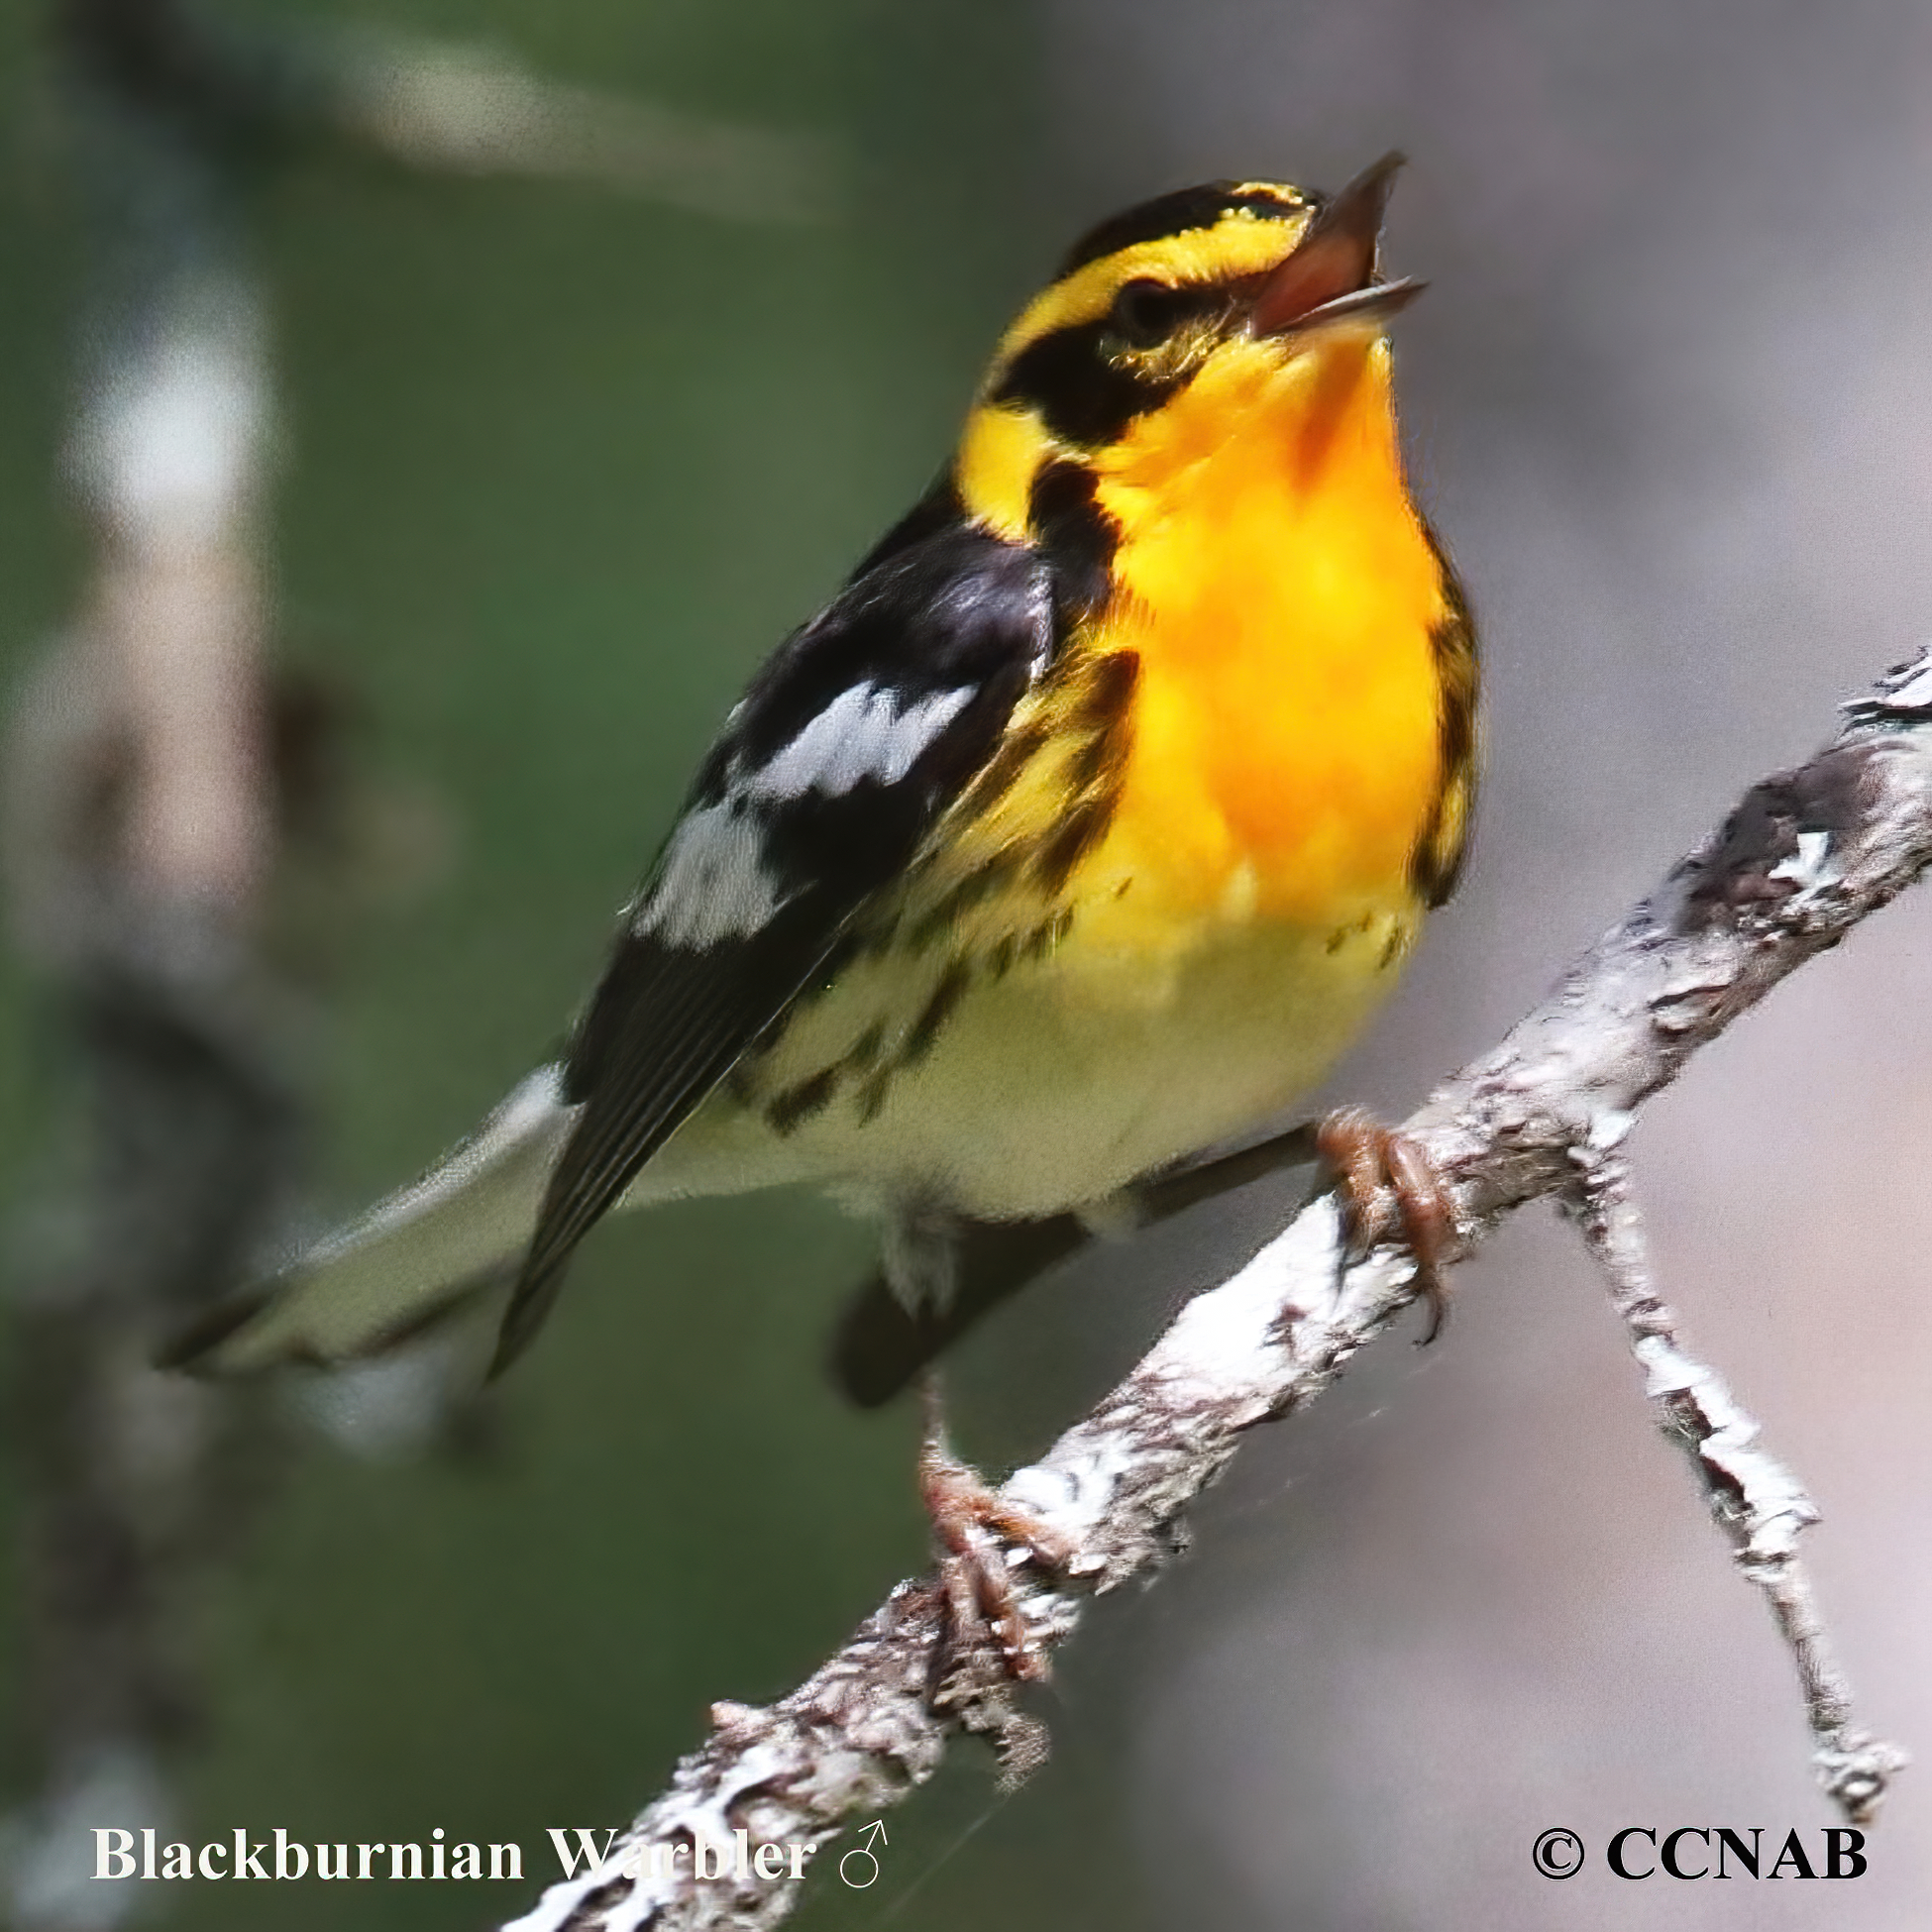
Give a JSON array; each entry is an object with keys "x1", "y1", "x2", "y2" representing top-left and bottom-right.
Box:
[{"x1": 1562, "y1": 1142, "x2": 1906, "y2": 1823}]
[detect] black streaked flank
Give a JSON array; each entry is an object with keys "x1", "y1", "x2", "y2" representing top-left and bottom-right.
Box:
[
  {"x1": 1059, "y1": 181, "x2": 1308, "y2": 274},
  {"x1": 810, "y1": 646, "x2": 1138, "y2": 1127},
  {"x1": 1409, "y1": 535, "x2": 1480, "y2": 909},
  {"x1": 1073, "y1": 648, "x2": 1139, "y2": 729},
  {"x1": 901, "y1": 960, "x2": 973, "y2": 1068},
  {"x1": 856, "y1": 1070, "x2": 891, "y2": 1126},
  {"x1": 766, "y1": 1064, "x2": 840, "y2": 1136},
  {"x1": 905, "y1": 853, "x2": 1021, "y2": 953},
  {"x1": 1024, "y1": 908, "x2": 1074, "y2": 959},
  {"x1": 1065, "y1": 726, "x2": 1122, "y2": 795},
  {"x1": 1031, "y1": 798, "x2": 1115, "y2": 898},
  {"x1": 952, "y1": 717, "x2": 1051, "y2": 820},
  {"x1": 1036, "y1": 651, "x2": 1136, "y2": 893}
]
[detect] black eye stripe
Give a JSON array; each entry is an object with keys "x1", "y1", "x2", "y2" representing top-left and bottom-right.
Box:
[
  {"x1": 993, "y1": 277, "x2": 1234, "y2": 447},
  {"x1": 992, "y1": 319, "x2": 1186, "y2": 448}
]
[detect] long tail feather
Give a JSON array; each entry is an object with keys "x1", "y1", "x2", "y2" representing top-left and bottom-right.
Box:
[{"x1": 162, "y1": 1066, "x2": 576, "y2": 1374}]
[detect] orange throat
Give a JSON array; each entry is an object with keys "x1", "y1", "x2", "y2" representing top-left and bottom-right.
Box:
[{"x1": 1088, "y1": 333, "x2": 1451, "y2": 932}]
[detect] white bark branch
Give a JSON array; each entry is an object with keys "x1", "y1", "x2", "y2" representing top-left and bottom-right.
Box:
[
  {"x1": 500, "y1": 646, "x2": 1932, "y2": 1931},
  {"x1": 1561, "y1": 1146, "x2": 1906, "y2": 1822}
]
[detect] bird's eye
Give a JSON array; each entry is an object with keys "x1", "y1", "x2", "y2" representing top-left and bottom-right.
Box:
[{"x1": 1109, "y1": 278, "x2": 1184, "y2": 348}]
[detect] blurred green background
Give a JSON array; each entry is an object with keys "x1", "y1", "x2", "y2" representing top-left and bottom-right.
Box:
[
  {"x1": 11, "y1": 6, "x2": 1932, "y2": 1932},
  {"x1": 0, "y1": 3, "x2": 1174, "y2": 1926}
]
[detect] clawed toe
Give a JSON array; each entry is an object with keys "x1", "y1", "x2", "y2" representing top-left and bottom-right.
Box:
[
  {"x1": 918, "y1": 1386, "x2": 1072, "y2": 1687},
  {"x1": 1315, "y1": 1106, "x2": 1456, "y2": 1341}
]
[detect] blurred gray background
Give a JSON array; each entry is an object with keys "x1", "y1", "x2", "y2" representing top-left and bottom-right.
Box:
[{"x1": 2, "y1": 2, "x2": 1929, "y2": 1928}]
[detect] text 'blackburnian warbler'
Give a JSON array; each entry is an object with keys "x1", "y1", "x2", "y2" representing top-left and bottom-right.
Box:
[{"x1": 171, "y1": 157, "x2": 1477, "y2": 1449}]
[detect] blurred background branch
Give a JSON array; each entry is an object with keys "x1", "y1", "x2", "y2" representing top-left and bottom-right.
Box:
[
  {"x1": 48, "y1": 0, "x2": 837, "y2": 212},
  {"x1": 3, "y1": 3, "x2": 302, "y2": 1916},
  {"x1": 330, "y1": 32, "x2": 835, "y2": 223},
  {"x1": 0, "y1": 3, "x2": 832, "y2": 1921}
]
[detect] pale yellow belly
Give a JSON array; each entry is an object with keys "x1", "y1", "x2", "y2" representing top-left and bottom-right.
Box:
[{"x1": 633, "y1": 897, "x2": 1417, "y2": 1221}]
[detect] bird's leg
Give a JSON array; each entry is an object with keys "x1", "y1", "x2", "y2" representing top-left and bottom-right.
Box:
[
  {"x1": 1315, "y1": 1105, "x2": 1456, "y2": 1341},
  {"x1": 1130, "y1": 1119, "x2": 1323, "y2": 1224},
  {"x1": 832, "y1": 1134, "x2": 1331, "y2": 1410},
  {"x1": 882, "y1": 1201, "x2": 961, "y2": 1315},
  {"x1": 917, "y1": 1373, "x2": 1073, "y2": 1686}
]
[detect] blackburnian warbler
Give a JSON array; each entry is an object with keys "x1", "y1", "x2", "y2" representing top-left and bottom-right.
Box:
[{"x1": 170, "y1": 156, "x2": 1477, "y2": 1423}]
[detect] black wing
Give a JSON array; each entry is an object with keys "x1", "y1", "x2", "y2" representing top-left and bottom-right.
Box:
[{"x1": 490, "y1": 519, "x2": 1054, "y2": 1372}]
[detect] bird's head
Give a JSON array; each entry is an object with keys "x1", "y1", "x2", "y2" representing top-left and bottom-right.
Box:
[{"x1": 955, "y1": 155, "x2": 1422, "y2": 570}]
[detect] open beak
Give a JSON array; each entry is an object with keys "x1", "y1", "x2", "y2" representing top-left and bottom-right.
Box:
[{"x1": 1250, "y1": 152, "x2": 1424, "y2": 338}]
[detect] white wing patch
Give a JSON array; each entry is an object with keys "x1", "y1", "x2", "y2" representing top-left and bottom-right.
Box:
[
  {"x1": 635, "y1": 682, "x2": 978, "y2": 947},
  {"x1": 634, "y1": 802, "x2": 790, "y2": 947},
  {"x1": 748, "y1": 683, "x2": 975, "y2": 801}
]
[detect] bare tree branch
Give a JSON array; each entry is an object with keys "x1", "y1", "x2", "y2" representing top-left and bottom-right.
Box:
[
  {"x1": 1561, "y1": 1146, "x2": 1906, "y2": 1822},
  {"x1": 498, "y1": 644, "x2": 1932, "y2": 1932}
]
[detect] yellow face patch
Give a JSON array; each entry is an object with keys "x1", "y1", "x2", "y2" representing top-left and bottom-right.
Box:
[
  {"x1": 954, "y1": 402, "x2": 1045, "y2": 545},
  {"x1": 955, "y1": 190, "x2": 1322, "y2": 545}
]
